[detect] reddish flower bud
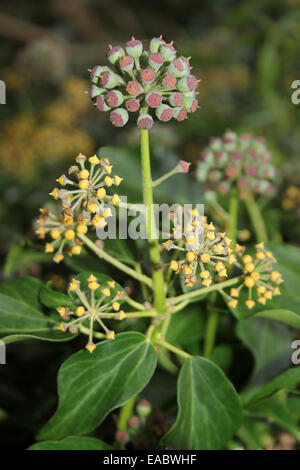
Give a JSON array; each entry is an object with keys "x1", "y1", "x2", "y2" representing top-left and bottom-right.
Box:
[
  {"x1": 126, "y1": 80, "x2": 143, "y2": 96},
  {"x1": 109, "y1": 108, "x2": 129, "y2": 127},
  {"x1": 149, "y1": 37, "x2": 165, "y2": 53},
  {"x1": 177, "y1": 160, "x2": 191, "y2": 173},
  {"x1": 149, "y1": 52, "x2": 164, "y2": 70},
  {"x1": 107, "y1": 45, "x2": 125, "y2": 64},
  {"x1": 141, "y1": 68, "x2": 155, "y2": 83},
  {"x1": 119, "y1": 55, "x2": 134, "y2": 72},
  {"x1": 218, "y1": 182, "x2": 230, "y2": 194},
  {"x1": 126, "y1": 38, "x2": 143, "y2": 59},
  {"x1": 145, "y1": 91, "x2": 162, "y2": 108},
  {"x1": 246, "y1": 165, "x2": 257, "y2": 177},
  {"x1": 90, "y1": 65, "x2": 109, "y2": 83},
  {"x1": 169, "y1": 92, "x2": 184, "y2": 107},
  {"x1": 137, "y1": 113, "x2": 154, "y2": 130},
  {"x1": 156, "y1": 104, "x2": 173, "y2": 121},
  {"x1": 96, "y1": 95, "x2": 111, "y2": 112},
  {"x1": 125, "y1": 98, "x2": 140, "y2": 112},
  {"x1": 160, "y1": 43, "x2": 176, "y2": 62},
  {"x1": 230, "y1": 151, "x2": 243, "y2": 162},
  {"x1": 115, "y1": 430, "x2": 129, "y2": 444},
  {"x1": 163, "y1": 74, "x2": 177, "y2": 88},
  {"x1": 225, "y1": 165, "x2": 238, "y2": 178},
  {"x1": 237, "y1": 178, "x2": 249, "y2": 189},
  {"x1": 137, "y1": 399, "x2": 151, "y2": 418},
  {"x1": 101, "y1": 70, "x2": 124, "y2": 89},
  {"x1": 177, "y1": 75, "x2": 198, "y2": 92},
  {"x1": 89, "y1": 84, "x2": 105, "y2": 99},
  {"x1": 128, "y1": 416, "x2": 140, "y2": 429},
  {"x1": 168, "y1": 58, "x2": 189, "y2": 78},
  {"x1": 105, "y1": 90, "x2": 124, "y2": 108},
  {"x1": 173, "y1": 106, "x2": 187, "y2": 121}
]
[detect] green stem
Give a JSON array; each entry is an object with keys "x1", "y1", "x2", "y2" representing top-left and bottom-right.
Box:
[
  {"x1": 140, "y1": 128, "x2": 166, "y2": 316},
  {"x1": 244, "y1": 191, "x2": 268, "y2": 242},
  {"x1": 168, "y1": 277, "x2": 242, "y2": 305},
  {"x1": 117, "y1": 396, "x2": 136, "y2": 431},
  {"x1": 203, "y1": 305, "x2": 219, "y2": 359},
  {"x1": 152, "y1": 168, "x2": 178, "y2": 188},
  {"x1": 155, "y1": 338, "x2": 190, "y2": 359},
  {"x1": 77, "y1": 233, "x2": 153, "y2": 288},
  {"x1": 228, "y1": 188, "x2": 239, "y2": 246},
  {"x1": 126, "y1": 296, "x2": 145, "y2": 311}
]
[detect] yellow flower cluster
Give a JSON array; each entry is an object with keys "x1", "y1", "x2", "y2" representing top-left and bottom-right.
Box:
[
  {"x1": 224, "y1": 243, "x2": 283, "y2": 310},
  {"x1": 0, "y1": 78, "x2": 93, "y2": 179},
  {"x1": 282, "y1": 186, "x2": 300, "y2": 212},
  {"x1": 58, "y1": 276, "x2": 126, "y2": 353},
  {"x1": 165, "y1": 210, "x2": 235, "y2": 287},
  {"x1": 36, "y1": 153, "x2": 122, "y2": 262}
]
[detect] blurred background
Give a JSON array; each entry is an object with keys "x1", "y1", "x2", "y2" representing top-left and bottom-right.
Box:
[{"x1": 0, "y1": 0, "x2": 300, "y2": 449}]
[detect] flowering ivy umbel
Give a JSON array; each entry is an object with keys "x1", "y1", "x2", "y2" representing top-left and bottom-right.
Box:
[
  {"x1": 58, "y1": 275, "x2": 126, "y2": 353},
  {"x1": 196, "y1": 131, "x2": 278, "y2": 198},
  {"x1": 89, "y1": 36, "x2": 200, "y2": 129},
  {"x1": 36, "y1": 152, "x2": 122, "y2": 262}
]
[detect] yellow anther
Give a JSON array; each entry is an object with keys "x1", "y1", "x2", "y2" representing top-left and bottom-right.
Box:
[
  {"x1": 57, "y1": 307, "x2": 66, "y2": 318},
  {"x1": 50, "y1": 229, "x2": 61, "y2": 240},
  {"x1": 108, "y1": 281, "x2": 116, "y2": 288},
  {"x1": 118, "y1": 311, "x2": 126, "y2": 320},
  {"x1": 88, "y1": 155, "x2": 100, "y2": 165},
  {"x1": 50, "y1": 187, "x2": 59, "y2": 199},
  {"x1": 170, "y1": 260, "x2": 179, "y2": 271},
  {"x1": 230, "y1": 288, "x2": 240, "y2": 298},
  {"x1": 113, "y1": 301, "x2": 120, "y2": 311},
  {"x1": 64, "y1": 229, "x2": 75, "y2": 240},
  {"x1": 76, "y1": 306, "x2": 85, "y2": 317},
  {"x1": 86, "y1": 342, "x2": 96, "y2": 353},
  {"x1": 79, "y1": 169, "x2": 90, "y2": 179},
  {"x1": 105, "y1": 176, "x2": 113, "y2": 187},
  {"x1": 114, "y1": 175, "x2": 123, "y2": 186},
  {"x1": 245, "y1": 263, "x2": 255, "y2": 273},
  {"x1": 186, "y1": 251, "x2": 196, "y2": 263},
  {"x1": 250, "y1": 271, "x2": 260, "y2": 281},
  {"x1": 101, "y1": 288, "x2": 111, "y2": 297},
  {"x1": 45, "y1": 243, "x2": 54, "y2": 253},
  {"x1": 112, "y1": 194, "x2": 119, "y2": 205},
  {"x1": 87, "y1": 202, "x2": 99, "y2": 213},
  {"x1": 242, "y1": 255, "x2": 253, "y2": 264},
  {"x1": 53, "y1": 253, "x2": 64, "y2": 263},
  {"x1": 245, "y1": 299, "x2": 255, "y2": 309},
  {"x1": 200, "y1": 270, "x2": 210, "y2": 279},
  {"x1": 97, "y1": 188, "x2": 106, "y2": 199},
  {"x1": 106, "y1": 330, "x2": 115, "y2": 340},
  {"x1": 228, "y1": 299, "x2": 238, "y2": 308},
  {"x1": 244, "y1": 276, "x2": 255, "y2": 288},
  {"x1": 77, "y1": 223, "x2": 88, "y2": 234},
  {"x1": 71, "y1": 245, "x2": 82, "y2": 255},
  {"x1": 79, "y1": 179, "x2": 89, "y2": 190},
  {"x1": 200, "y1": 253, "x2": 210, "y2": 263},
  {"x1": 202, "y1": 278, "x2": 212, "y2": 287}
]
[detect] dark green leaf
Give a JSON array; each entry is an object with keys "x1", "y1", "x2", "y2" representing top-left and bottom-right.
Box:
[
  {"x1": 161, "y1": 356, "x2": 242, "y2": 450},
  {"x1": 40, "y1": 281, "x2": 76, "y2": 310},
  {"x1": 4, "y1": 242, "x2": 51, "y2": 277},
  {"x1": 28, "y1": 436, "x2": 111, "y2": 450},
  {"x1": 37, "y1": 332, "x2": 157, "y2": 441},
  {"x1": 69, "y1": 271, "x2": 127, "y2": 305}
]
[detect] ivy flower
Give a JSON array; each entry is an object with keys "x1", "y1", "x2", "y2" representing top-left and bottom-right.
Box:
[
  {"x1": 58, "y1": 275, "x2": 126, "y2": 353},
  {"x1": 89, "y1": 36, "x2": 200, "y2": 129},
  {"x1": 223, "y1": 243, "x2": 283, "y2": 310},
  {"x1": 196, "y1": 131, "x2": 278, "y2": 198},
  {"x1": 164, "y1": 210, "x2": 235, "y2": 287}
]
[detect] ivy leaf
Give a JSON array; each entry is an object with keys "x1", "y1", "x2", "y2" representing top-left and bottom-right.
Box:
[
  {"x1": 244, "y1": 368, "x2": 300, "y2": 408},
  {"x1": 4, "y1": 241, "x2": 51, "y2": 277},
  {"x1": 0, "y1": 277, "x2": 75, "y2": 343},
  {"x1": 161, "y1": 356, "x2": 242, "y2": 450},
  {"x1": 28, "y1": 436, "x2": 112, "y2": 450},
  {"x1": 37, "y1": 332, "x2": 157, "y2": 441},
  {"x1": 40, "y1": 282, "x2": 76, "y2": 310}
]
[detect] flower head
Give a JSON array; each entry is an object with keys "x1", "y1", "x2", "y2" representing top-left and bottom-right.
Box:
[
  {"x1": 223, "y1": 243, "x2": 283, "y2": 310},
  {"x1": 36, "y1": 152, "x2": 122, "y2": 262},
  {"x1": 164, "y1": 209, "x2": 235, "y2": 287},
  {"x1": 57, "y1": 273, "x2": 127, "y2": 352},
  {"x1": 282, "y1": 185, "x2": 300, "y2": 216},
  {"x1": 196, "y1": 131, "x2": 278, "y2": 198},
  {"x1": 89, "y1": 36, "x2": 200, "y2": 129}
]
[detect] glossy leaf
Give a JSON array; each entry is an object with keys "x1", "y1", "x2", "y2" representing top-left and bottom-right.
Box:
[
  {"x1": 69, "y1": 271, "x2": 127, "y2": 305},
  {"x1": 161, "y1": 356, "x2": 242, "y2": 450},
  {"x1": 0, "y1": 277, "x2": 75, "y2": 343},
  {"x1": 40, "y1": 281, "x2": 76, "y2": 310},
  {"x1": 37, "y1": 332, "x2": 157, "y2": 441},
  {"x1": 28, "y1": 436, "x2": 111, "y2": 450}
]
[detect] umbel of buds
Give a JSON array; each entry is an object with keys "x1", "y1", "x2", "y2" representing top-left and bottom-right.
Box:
[
  {"x1": 196, "y1": 131, "x2": 278, "y2": 198},
  {"x1": 89, "y1": 36, "x2": 200, "y2": 129},
  {"x1": 36, "y1": 152, "x2": 122, "y2": 263}
]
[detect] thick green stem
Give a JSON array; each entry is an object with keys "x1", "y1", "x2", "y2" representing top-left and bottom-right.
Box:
[
  {"x1": 117, "y1": 396, "x2": 136, "y2": 431},
  {"x1": 244, "y1": 191, "x2": 268, "y2": 242},
  {"x1": 77, "y1": 233, "x2": 153, "y2": 288},
  {"x1": 140, "y1": 128, "x2": 166, "y2": 316},
  {"x1": 155, "y1": 338, "x2": 190, "y2": 359},
  {"x1": 203, "y1": 310, "x2": 219, "y2": 359},
  {"x1": 228, "y1": 188, "x2": 239, "y2": 247}
]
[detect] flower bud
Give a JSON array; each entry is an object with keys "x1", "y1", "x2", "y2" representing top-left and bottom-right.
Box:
[
  {"x1": 160, "y1": 43, "x2": 176, "y2": 62},
  {"x1": 90, "y1": 65, "x2": 109, "y2": 83},
  {"x1": 115, "y1": 430, "x2": 129, "y2": 444},
  {"x1": 177, "y1": 160, "x2": 191, "y2": 173},
  {"x1": 105, "y1": 90, "x2": 124, "y2": 108},
  {"x1": 137, "y1": 113, "x2": 154, "y2": 130},
  {"x1": 149, "y1": 36, "x2": 165, "y2": 53},
  {"x1": 141, "y1": 68, "x2": 155, "y2": 84},
  {"x1": 168, "y1": 58, "x2": 189, "y2": 78},
  {"x1": 137, "y1": 399, "x2": 151, "y2": 418},
  {"x1": 109, "y1": 108, "x2": 129, "y2": 127},
  {"x1": 119, "y1": 55, "x2": 134, "y2": 72},
  {"x1": 101, "y1": 70, "x2": 124, "y2": 89},
  {"x1": 96, "y1": 95, "x2": 111, "y2": 112},
  {"x1": 163, "y1": 74, "x2": 177, "y2": 88},
  {"x1": 126, "y1": 38, "x2": 143, "y2": 59},
  {"x1": 168, "y1": 92, "x2": 184, "y2": 107},
  {"x1": 128, "y1": 416, "x2": 140, "y2": 429},
  {"x1": 173, "y1": 107, "x2": 187, "y2": 121},
  {"x1": 177, "y1": 75, "x2": 198, "y2": 92},
  {"x1": 156, "y1": 104, "x2": 173, "y2": 122},
  {"x1": 126, "y1": 80, "x2": 143, "y2": 96},
  {"x1": 107, "y1": 45, "x2": 125, "y2": 64},
  {"x1": 145, "y1": 91, "x2": 162, "y2": 108},
  {"x1": 125, "y1": 98, "x2": 140, "y2": 112},
  {"x1": 89, "y1": 84, "x2": 105, "y2": 99},
  {"x1": 149, "y1": 52, "x2": 164, "y2": 70}
]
